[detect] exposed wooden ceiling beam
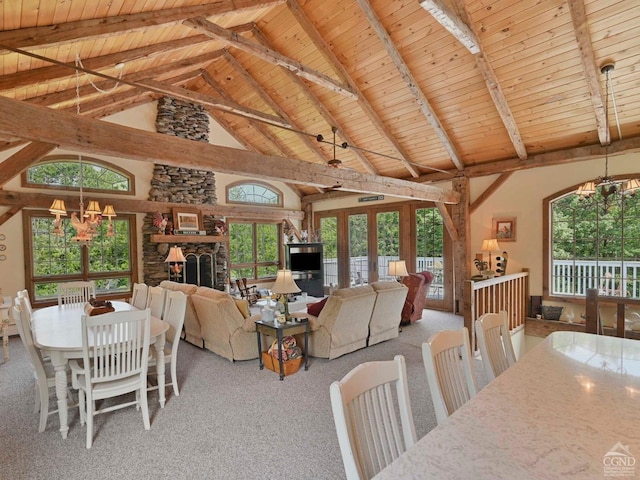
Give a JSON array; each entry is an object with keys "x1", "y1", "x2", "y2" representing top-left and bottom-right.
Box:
[
  {"x1": 0, "y1": 190, "x2": 304, "y2": 221},
  {"x1": 184, "y1": 17, "x2": 357, "y2": 100},
  {"x1": 568, "y1": 0, "x2": 609, "y2": 146},
  {"x1": 0, "y1": 142, "x2": 57, "y2": 187},
  {"x1": 436, "y1": 202, "x2": 459, "y2": 242},
  {"x1": 469, "y1": 172, "x2": 513, "y2": 214},
  {"x1": 450, "y1": 0, "x2": 527, "y2": 160},
  {"x1": 0, "y1": 95, "x2": 460, "y2": 204},
  {"x1": 0, "y1": 0, "x2": 285, "y2": 50},
  {"x1": 419, "y1": 0, "x2": 480, "y2": 54},
  {"x1": 0, "y1": 205, "x2": 22, "y2": 227},
  {"x1": 355, "y1": 0, "x2": 464, "y2": 171},
  {"x1": 221, "y1": 51, "x2": 330, "y2": 166},
  {"x1": 250, "y1": 26, "x2": 378, "y2": 175},
  {"x1": 285, "y1": 1, "x2": 418, "y2": 178}
]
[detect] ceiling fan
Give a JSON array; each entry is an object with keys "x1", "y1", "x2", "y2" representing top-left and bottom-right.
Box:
[{"x1": 317, "y1": 126, "x2": 348, "y2": 169}]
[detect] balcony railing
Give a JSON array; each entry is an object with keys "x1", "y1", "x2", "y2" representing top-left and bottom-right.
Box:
[{"x1": 552, "y1": 260, "x2": 640, "y2": 298}]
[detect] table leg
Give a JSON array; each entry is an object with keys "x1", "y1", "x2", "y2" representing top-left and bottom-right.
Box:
[
  {"x1": 154, "y1": 332, "x2": 167, "y2": 408},
  {"x1": 304, "y1": 324, "x2": 309, "y2": 371},
  {"x1": 257, "y1": 330, "x2": 264, "y2": 370},
  {"x1": 277, "y1": 328, "x2": 284, "y2": 381},
  {"x1": 49, "y1": 351, "x2": 69, "y2": 439}
]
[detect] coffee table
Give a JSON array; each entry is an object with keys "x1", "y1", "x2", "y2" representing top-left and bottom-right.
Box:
[{"x1": 255, "y1": 319, "x2": 309, "y2": 381}]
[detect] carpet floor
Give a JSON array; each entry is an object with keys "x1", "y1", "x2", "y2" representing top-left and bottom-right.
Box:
[{"x1": 0, "y1": 309, "x2": 487, "y2": 480}]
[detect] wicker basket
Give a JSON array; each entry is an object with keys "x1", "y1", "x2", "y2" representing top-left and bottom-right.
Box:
[
  {"x1": 541, "y1": 305, "x2": 563, "y2": 320},
  {"x1": 261, "y1": 352, "x2": 302, "y2": 376}
]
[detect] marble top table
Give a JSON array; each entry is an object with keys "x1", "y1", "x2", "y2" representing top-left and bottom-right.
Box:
[
  {"x1": 374, "y1": 331, "x2": 640, "y2": 480},
  {"x1": 31, "y1": 301, "x2": 168, "y2": 439}
]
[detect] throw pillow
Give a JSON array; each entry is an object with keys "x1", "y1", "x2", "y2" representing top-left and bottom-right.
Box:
[
  {"x1": 307, "y1": 297, "x2": 328, "y2": 317},
  {"x1": 233, "y1": 298, "x2": 250, "y2": 319}
]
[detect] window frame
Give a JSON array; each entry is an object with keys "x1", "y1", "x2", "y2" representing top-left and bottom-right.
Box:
[
  {"x1": 225, "y1": 180, "x2": 283, "y2": 207},
  {"x1": 228, "y1": 219, "x2": 282, "y2": 282}
]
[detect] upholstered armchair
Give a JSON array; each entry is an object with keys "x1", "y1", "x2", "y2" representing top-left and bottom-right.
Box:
[
  {"x1": 400, "y1": 271, "x2": 434, "y2": 325},
  {"x1": 368, "y1": 281, "x2": 408, "y2": 345}
]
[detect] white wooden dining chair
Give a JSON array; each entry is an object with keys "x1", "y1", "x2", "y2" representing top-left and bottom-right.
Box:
[
  {"x1": 475, "y1": 310, "x2": 517, "y2": 382},
  {"x1": 330, "y1": 355, "x2": 417, "y2": 480},
  {"x1": 71, "y1": 309, "x2": 151, "y2": 449},
  {"x1": 57, "y1": 280, "x2": 96, "y2": 306},
  {"x1": 148, "y1": 290, "x2": 187, "y2": 397},
  {"x1": 14, "y1": 298, "x2": 69, "y2": 432},
  {"x1": 130, "y1": 282, "x2": 148, "y2": 310},
  {"x1": 422, "y1": 327, "x2": 478, "y2": 425},
  {"x1": 146, "y1": 285, "x2": 167, "y2": 319}
]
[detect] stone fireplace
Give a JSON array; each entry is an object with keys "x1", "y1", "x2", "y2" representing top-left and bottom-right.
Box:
[{"x1": 142, "y1": 97, "x2": 227, "y2": 289}]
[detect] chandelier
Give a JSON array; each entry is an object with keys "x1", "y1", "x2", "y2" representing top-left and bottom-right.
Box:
[
  {"x1": 577, "y1": 63, "x2": 640, "y2": 212},
  {"x1": 49, "y1": 52, "x2": 117, "y2": 244}
]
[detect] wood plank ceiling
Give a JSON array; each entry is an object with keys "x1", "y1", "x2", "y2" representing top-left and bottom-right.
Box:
[{"x1": 0, "y1": 0, "x2": 639, "y2": 198}]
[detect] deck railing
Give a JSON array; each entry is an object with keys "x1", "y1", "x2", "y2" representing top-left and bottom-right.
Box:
[
  {"x1": 584, "y1": 288, "x2": 640, "y2": 337},
  {"x1": 464, "y1": 270, "x2": 530, "y2": 349},
  {"x1": 552, "y1": 260, "x2": 640, "y2": 298}
]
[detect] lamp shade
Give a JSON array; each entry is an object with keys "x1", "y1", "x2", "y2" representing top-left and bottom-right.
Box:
[
  {"x1": 49, "y1": 199, "x2": 67, "y2": 215},
  {"x1": 622, "y1": 178, "x2": 640, "y2": 195},
  {"x1": 481, "y1": 239, "x2": 501, "y2": 253},
  {"x1": 388, "y1": 260, "x2": 409, "y2": 277},
  {"x1": 85, "y1": 200, "x2": 101, "y2": 215},
  {"x1": 102, "y1": 204, "x2": 117, "y2": 218},
  {"x1": 165, "y1": 246, "x2": 186, "y2": 263},
  {"x1": 271, "y1": 269, "x2": 301, "y2": 294}
]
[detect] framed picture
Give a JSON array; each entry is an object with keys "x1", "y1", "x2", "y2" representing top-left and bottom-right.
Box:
[
  {"x1": 173, "y1": 207, "x2": 203, "y2": 232},
  {"x1": 493, "y1": 217, "x2": 516, "y2": 242}
]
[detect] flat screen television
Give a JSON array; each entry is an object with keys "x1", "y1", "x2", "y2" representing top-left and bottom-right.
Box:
[{"x1": 290, "y1": 252, "x2": 322, "y2": 271}]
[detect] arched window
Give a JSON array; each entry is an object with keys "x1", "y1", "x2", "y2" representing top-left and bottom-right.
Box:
[
  {"x1": 23, "y1": 155, "x2": 133, "y2": 194},
  {"x1": 226, "y1": 181, "x2": 282, "y2": 206},
  {"x1": 546, "y1": 179, "x2": 640, "y2": 300}
]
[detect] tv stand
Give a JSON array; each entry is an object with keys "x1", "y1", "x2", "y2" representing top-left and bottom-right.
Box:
[{"x1": 286, "y1": 243, "x2": 324, "y2": 297}]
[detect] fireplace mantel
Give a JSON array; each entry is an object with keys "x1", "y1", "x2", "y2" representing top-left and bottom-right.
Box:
[{"x1": 150, "y1": 234, "x2": 228, "y2": 243}]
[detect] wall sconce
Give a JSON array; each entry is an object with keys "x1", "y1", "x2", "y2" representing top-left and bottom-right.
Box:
[{"x1": 165, "y1": 245, "x2": 186, "y2": 280}]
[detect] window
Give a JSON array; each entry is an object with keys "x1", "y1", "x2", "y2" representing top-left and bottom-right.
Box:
[
  {"x1": 547, "y1": 185, "x2": 640, "y2": 299},
  {"x1": 229, "y1": 221, "x2": 281, "y2": 281},
  {"x1": 23, "y1": 157, "x2": 136, "y2": 304},
  {"x1": 416, "y1": 207, "x2": 445, "y2": 299},
  {"x1": 25, "y1": 211, "x2": 136, "y2": 304},
  {"x1": 24, "y1": 156, "x2": 133, "y2": 194},
  {"x1": 226, "y1": 181, "x2": 282, "y2": 206}
]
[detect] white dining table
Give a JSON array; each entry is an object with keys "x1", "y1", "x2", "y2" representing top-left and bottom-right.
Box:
[
  {"x1": 31, "y1": 301, "x2": 169, "y2": 439},
  {"x1": 374, "y1": 331, "x2": 640, "y2": 479}
]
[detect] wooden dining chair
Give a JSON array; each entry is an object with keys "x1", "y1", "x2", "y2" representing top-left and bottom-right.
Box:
[
  {"x1": 13, "y1": 298, "x2": 69, "y2": 432},
  {"x1": 422, "y1": 327, "x2": 478, "y2": 425},
  {"x1": 146, "y1": 285, "x2": 167, "y2": 319},
  {"x1": 130, "y1": 282, "x2": 149, "y2": 310},
  {"x1": 148, "y1": 290, "x2": 187, "y2": 397},
  {"x1": 475, "y1": 310, "x2": 516, "y2": 382},
  {"x1": 330, "y1": 355, "x2": 417, "y2": 480},
  {"x1": 57, "y1": 280, "x2": 96, "y2": 306},
  {"x1": 71, "y1": 309, "x2": 152, "y2": 448}
]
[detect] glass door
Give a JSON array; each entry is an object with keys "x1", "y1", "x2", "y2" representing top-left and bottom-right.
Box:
[
  {"x1": 348, "y1": 213, "x2": 368, "y2": 285},
  {"x1": 376, "y1": 210, "x2": 400, "y2": 281},
  {"x1": 416, "y1": 207, "x2": 446, "y2": 304},
  {"x1": 319, "y1": 216, "x2": 338, "y2": 289}
]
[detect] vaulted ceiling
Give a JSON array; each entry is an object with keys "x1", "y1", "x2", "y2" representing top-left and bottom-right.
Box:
[{"x1": 1, "y1": 0, "x2": 639, "y2": 198}]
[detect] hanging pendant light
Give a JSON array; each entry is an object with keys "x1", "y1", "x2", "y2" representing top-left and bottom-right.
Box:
[
  {"x1": 49, "y1": 51, "x2": 116, "y2": 243},
  {"x1": 577, "y1": 63, "x2": 639, "y2": 213}
]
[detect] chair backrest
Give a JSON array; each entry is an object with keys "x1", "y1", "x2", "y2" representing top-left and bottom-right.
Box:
[
  {"x1": 130, "y1": 283, "x2": 149, "y2": 310},
  {"x1": 164, "y1": 290, "x2": 187, "y2": 347},
  {"x1": 475, "y1": 310, "x2": 516, "y2": 382},
  {"x1": 422, "y1": 327, "x2": 477, "y2": 425},
  {"x1": 80, "y1": 309, "x2": 151, "y2": 386},
  {"x1": 330, "y1": 355, "x2": 417, "y2": 480},
  {"x1": 13, "y1": 299, "x2": 47, "y2": 382},
  {"x1": 17, "y1": 289, "x2": 33, "y2": 317},
  {"x1": 146, "y1": 286, "x2": 167, "y2": 319},
  {"x1": 57, "y1": 281, "x2": 96, "y2": 305}
]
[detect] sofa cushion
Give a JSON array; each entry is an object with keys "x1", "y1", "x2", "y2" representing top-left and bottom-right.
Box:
[
  {"x1": 234, "y1": 298, "x2": 250, "y2": 318},
  {"x1": 307, "y1": 297, "x2": 328, "y2": 317}
]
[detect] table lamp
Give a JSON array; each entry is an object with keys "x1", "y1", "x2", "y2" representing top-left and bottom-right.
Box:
[
  {"x1": 388, "y1": 260, "x2": 409, "y2": 281},
  {"x1": 271, "y1": 269, "x2": 301, "y2": 321},
  {"x1": 165, "y1": 245, "x2": 186, "y2": 280},
  {"x1": 481, "y1": 239, "x2": 501, "y2": 271}
]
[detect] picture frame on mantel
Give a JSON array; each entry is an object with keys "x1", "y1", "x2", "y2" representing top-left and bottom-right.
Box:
[
  {"x1": 493, "y1": 217, "x2": 516, "y2": 242},
  {"x1": 173, "y1": 207, "x2": 203, "y2": 232}
]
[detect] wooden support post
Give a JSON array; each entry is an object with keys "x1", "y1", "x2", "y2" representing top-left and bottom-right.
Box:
[{"x1": 585, "y1": 288, "x2": 598, "y2": 334}]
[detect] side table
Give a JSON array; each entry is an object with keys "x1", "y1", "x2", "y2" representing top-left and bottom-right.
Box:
[{"x1": 255, "y1": 319, "x2": 309, "y2": 381}]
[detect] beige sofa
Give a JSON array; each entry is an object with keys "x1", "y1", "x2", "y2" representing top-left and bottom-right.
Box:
[
  {"x1": 368, "y1": 281, "x2": 409, "y2": 346},
  {"x1": 160, "y1": 281, "x2": 261, "y2": 361},
  {"x1": 302, "y1": 282, "x2": 408, "y2": 359}
]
